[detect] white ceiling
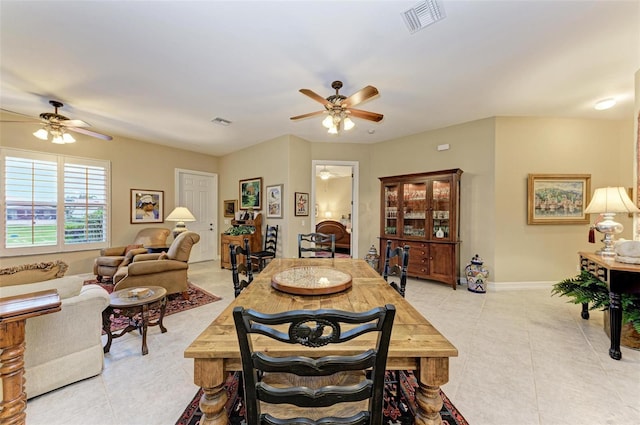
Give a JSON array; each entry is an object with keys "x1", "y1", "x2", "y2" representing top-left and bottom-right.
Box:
[{"x1": 1, "y1": 1, "x2": 638, "y2": 157}]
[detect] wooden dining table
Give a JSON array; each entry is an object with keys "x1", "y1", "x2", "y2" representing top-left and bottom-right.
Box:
[{"x1": 184, "y1": 258, "x2": 458, "y2": 425}]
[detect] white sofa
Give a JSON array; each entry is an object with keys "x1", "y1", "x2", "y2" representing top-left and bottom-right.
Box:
[{"x1": 0, "y1": 261, "x2": 110, "y2": 399}]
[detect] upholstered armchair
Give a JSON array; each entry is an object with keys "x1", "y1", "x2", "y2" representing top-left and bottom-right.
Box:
[
  {"x1": 112, "y1": 231, "x2": 200, "y2": 299},
  {"x1": 93, "y1": 228, "x2": 170, "y2": 281}
]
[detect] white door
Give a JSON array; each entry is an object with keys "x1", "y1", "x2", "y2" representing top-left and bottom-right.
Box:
[{"x1": 176, "y1": 169, "x2": 217, "y2": 262}]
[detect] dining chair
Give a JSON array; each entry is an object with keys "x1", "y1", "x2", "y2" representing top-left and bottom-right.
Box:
[
  {"x1": 250, "y1": 224, "x2": 278, "y2": 272},
  {"x1": 382, "y1": 240, "x2": 410, "y2": 298},
  {"x1": 298, "y1": 232, "x2": 335, "y2": 258},
  {"x1": 230, "y1": 238, "x2": 253, "y2": 298},
  {"x1": 232, "y1": 304, "x2": 396, "y2": 425}
]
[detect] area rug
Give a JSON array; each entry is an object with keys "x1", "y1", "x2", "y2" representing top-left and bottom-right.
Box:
[
  {"x1": 176, "y1": 371, "x2": 468, "y2": 425},
  {"x1": 83, "y1": 279, "x2": 221, "y2": 332}
]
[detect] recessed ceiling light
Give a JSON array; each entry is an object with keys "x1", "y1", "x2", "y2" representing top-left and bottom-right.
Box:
[
  {"x1": 367, "y1": 129, "x2": 376, "y2": 134},
  {"x1": 594, "y1": 98, "x2": 616, "y2": 111}
]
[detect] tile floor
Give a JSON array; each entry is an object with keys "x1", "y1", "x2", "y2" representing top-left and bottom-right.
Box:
[{"x1": 24, "y1": 260, "x2": 640, "y2": 425}]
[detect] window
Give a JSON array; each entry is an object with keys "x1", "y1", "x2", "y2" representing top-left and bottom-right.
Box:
[{"x1": 1, "y1": 148, "x2": 110, "y2": 256}]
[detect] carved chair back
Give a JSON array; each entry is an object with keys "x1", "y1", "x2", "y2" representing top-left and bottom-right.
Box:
[{"x1": 232, "y1": 304, "x2": 396, "y2": 425}]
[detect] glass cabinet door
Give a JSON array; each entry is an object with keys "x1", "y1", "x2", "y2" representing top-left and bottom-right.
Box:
[
  {"x1": 383, "y1": 184, "x2": 399, "y2": 236},
  {"x1": 430, "y1": 179, "x2": 451, "y2": 240},
  {"x1": 402, "y1": 182, "x2": 427, "y2": 238}
]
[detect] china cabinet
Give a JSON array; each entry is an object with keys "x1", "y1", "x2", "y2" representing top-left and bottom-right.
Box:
[
  {"x1": 220, "y1": 213, "x2": 262, "y2": 269},
  {"x1": 379, "y1": 169, "x2": 462, "y2": 289}
]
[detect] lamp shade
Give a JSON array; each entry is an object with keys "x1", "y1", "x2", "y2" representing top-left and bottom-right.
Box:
[
  {"x1": 584, "y1": 187, "x2": 639, "y2": 214},
  {"x1": 166, "y1": 207, "x2": 196, "y2": 222}
]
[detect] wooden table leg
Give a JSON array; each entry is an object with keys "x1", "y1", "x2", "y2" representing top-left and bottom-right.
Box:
[
  {"x1": 414, "y1": 357, "x2": 449, "y2": 425},
  {"x1": 581, "y1": 302, "x2": 590, "y2": 319},
  {"x1": 157, "y1": 297, "x2": 167, "y2": 333},
  {"x1": 608, "y1": 291, "x2": 623, "y2": 360},
  {"x1": 102, "y1": 307, "x2": 113, "y2": 353},
  {"x1": 141, "y1": 304, "x2": 150, "y2": 355},
  {"x1": 1, "y1": 290, "x2": 60, "y2": 425},
  {"x1": 0, "y1": 322, "x2": 27, "y2": 425},
  {"x1": 194, "y1": 359, "x2": 228, "y2": 425}
]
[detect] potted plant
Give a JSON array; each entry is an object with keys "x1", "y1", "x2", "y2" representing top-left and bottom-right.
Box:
[{"x1": 552, "y1": 270, "x2": 640, "y2": 348}]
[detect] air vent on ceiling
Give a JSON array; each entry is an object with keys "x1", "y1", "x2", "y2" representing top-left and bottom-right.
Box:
[
  {"x1": 402, "y1": 0, "x2": 446, "y2": 34},
  {"x1": 211, "y1": 117, "x2": 232, "y2": 126}
]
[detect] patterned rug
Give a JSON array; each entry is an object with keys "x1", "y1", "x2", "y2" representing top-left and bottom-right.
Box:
[
  {"x1": 83, "y1": 279, "x2": 221, "y2": 332},
  {"x1": 176, "y1": 371, "x2": 468, "y2": 425}
]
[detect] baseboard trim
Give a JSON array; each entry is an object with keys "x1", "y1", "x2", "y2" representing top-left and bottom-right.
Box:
[
  {"x1": 458, "y1": 278, "x2": 555, "y2": 291},
  {"x1": 487, "y1": 280, "x2": 555, "y2": 291}
]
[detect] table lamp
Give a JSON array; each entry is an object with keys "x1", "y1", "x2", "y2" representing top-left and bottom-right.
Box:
[
  {"x1": 166, "y1": 206, "x2": 196, "y2": 239},
  {"x1": 584, "y1": 187, "x2": 639, "y2": 257}
]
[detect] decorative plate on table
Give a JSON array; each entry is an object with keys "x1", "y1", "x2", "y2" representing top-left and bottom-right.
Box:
[
  {"x1": 118, "y1": 287, "x2": 154, "y2": 300},
  {"x1": 271, "y1": 266, "x2": 352, "y2": 295}
]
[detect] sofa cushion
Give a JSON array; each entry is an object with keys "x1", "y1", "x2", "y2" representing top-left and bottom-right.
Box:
[
  {"x1": 1, "y1": 275, "x2": 84, "y2": 300},
  {"x1": 0, "y1": 261, "x2": 68, "y2": 287}
]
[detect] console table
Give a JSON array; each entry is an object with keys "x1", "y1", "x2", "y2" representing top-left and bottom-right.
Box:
[
  {"x1": 0, "y1": 290, "x2": 61, "y2": 425},
  {"x1": 579, "y1": 252, "x2": 640, "y2": 360}
]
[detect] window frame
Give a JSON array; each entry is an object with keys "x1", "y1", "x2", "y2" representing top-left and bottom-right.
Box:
[{"x1": 1, "y1": 147, "x2": 111, "y2": 257}]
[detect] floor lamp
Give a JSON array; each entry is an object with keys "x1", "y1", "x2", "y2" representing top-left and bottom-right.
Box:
[{"x1": 584, "y1": 187, "x2": 639, "y2": 257}]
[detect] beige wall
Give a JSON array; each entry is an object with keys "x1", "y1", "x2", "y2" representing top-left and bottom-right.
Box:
[
  {"x1": 0, "y1": 111, "x2": 218, "y2": 274},
  {"x1": 315, "y1": 176, "x2": 351, "y2": 220},
  {"x1": 219, "y1": 134, "x2": 312, "y2": 258},
  {"x1": 286, "y1": 136, "x2": 312, "y2": 257},
  {"x1": 494, "y1": 117, "x2": 633, "y2": 283},
  {"x1": 636, "y1": 68, "x2": 640, "y2": 239},
  {"x1": 3, "y1": 109, "x2": 635, "y2": 285},
  {"x1": 370, "y1": 118, "x2": 496, "y2": 279}
]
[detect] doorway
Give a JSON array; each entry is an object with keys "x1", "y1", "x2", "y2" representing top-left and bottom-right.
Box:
[
  {"x1": 311, "y1": 160, "x2": 359, "y2": 257},
  {"x1": 175, "y1": 169, "x2": 218, "y2": 262}
]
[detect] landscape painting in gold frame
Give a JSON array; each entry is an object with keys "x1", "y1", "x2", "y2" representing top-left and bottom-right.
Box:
[{"x1": 527, "y1": 174, "x2": 591, "y2": 225}]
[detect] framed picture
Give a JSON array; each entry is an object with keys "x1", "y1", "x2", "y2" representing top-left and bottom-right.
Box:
[
  {"x1": 239, "y1": 177, "x2": 262, "y2": 210},
  {"x1": 130, "y1": 189, "x2": 164, "y2": 224},
  {"x1": 527, "y1": 174, "x2": 591, "y2": 225},
  {"x1": 223, "y1": 199, "x2": 237, "y2": 218},
  {"x1": 266, "y1": 184, "x2": 283, "y2": 218},
  {"x1": 295, "y1": 192, "x2": 309, "y2": 216}
]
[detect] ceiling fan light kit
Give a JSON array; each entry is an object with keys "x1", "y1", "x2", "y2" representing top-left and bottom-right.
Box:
[
  {"x1": 1, "y1": 99, "x2": 113, "y2": 143},
  {"x1": 291, "y1": 80, "x2": 383, "y2": 135}
]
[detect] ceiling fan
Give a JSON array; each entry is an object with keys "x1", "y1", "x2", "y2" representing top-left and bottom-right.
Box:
[
  {"x1": 290, "y1": 80, "x2": 383, "y2": 134},
  {"x1": 0, "y1": 100, "x2": 113, "y2": 143}
]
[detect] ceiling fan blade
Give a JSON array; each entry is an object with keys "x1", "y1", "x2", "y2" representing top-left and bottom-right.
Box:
[
  {"x1": 348, "y1": 108, "x2": 383, "y2": 122},
  {"x1": 59, "y1": 119, "x2": 90, "y2": 128},
  {"x1": 0, "y1": 119, "x2": 41, "y2": 123},
  {"x1": 342, "y1": 86, "x2": 379, "y2": 108},
  {"x1": 290, "y1": 110, "x2": 326, "y2": 120},
  {"x1": 299, "y1": 89, "x2": 332, "y2": 107},
  {"x1": 67, "y1": 127, "x2": 113, "y2": 141},
  {"x1": 0, "y1": 108, "x2": 39, "y2": 120}
]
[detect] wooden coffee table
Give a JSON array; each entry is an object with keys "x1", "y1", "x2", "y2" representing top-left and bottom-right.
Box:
[{"x1": 102, "y1": 286, "x2": 167, "y2": 355}]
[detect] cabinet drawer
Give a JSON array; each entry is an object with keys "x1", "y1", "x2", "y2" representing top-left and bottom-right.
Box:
[{"x1": 408, "y1": 264, "x2": 428, "y2": 276}]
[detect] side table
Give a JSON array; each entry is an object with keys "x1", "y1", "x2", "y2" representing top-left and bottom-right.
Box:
[
  {"x1": 579, "y1": 252, "x2": 640, "y2": 360},
  {"x1": 144, "y1": 245, "x2": 170, "y2": 254},
  {"x1": 102, "y1": 286, "x2": 167, "y2": 355}
]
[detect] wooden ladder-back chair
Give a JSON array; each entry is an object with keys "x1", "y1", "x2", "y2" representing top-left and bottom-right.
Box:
[
  {"x1": 232, "y1": 304, "x2": 396, "y2": 425},
  {"x1": 298, "y1": 232, "x2": 335, "y2": 258},
  {"x1": 250, "y1": 224, "x2": 278, "y2": 272},
  {"x1": 230, "y1": 238, "x2": 253, "y2": 298},
  {"x1": 382, "y1": 240, "x2": 410, "y2": 298}
]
